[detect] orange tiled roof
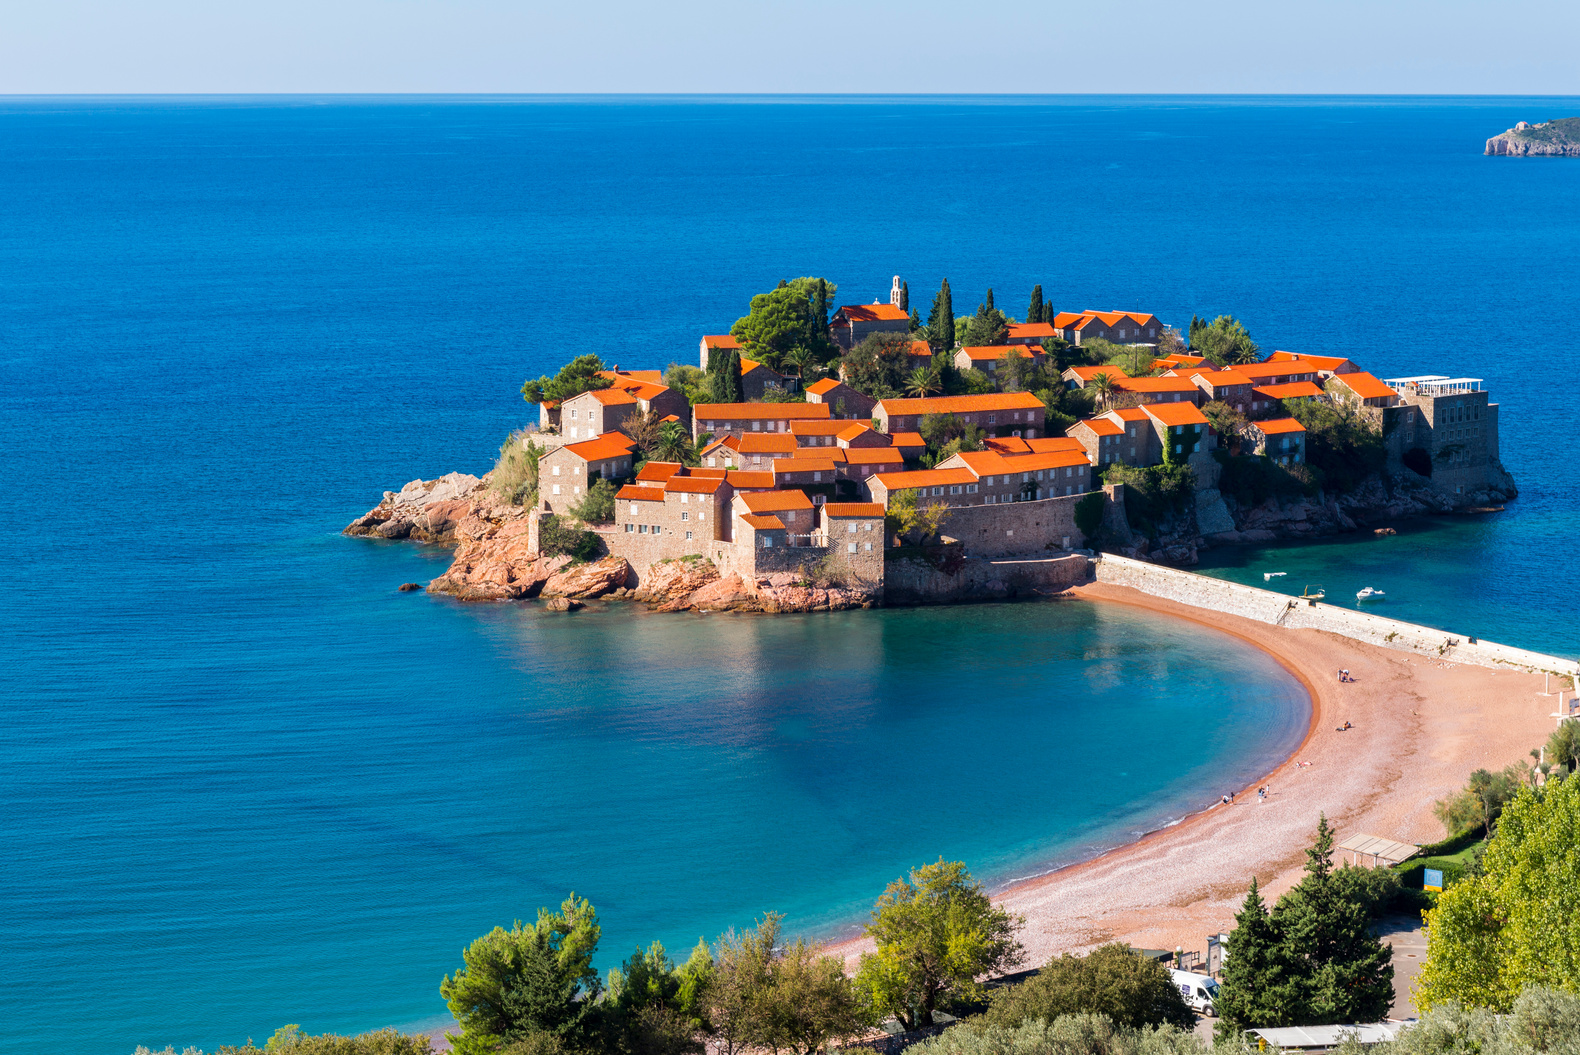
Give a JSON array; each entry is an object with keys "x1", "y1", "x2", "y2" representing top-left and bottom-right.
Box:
[
  {"x1": 1255, "y1": 381, "x2": 1325, "y2": 400},
  {"x1": 1064, "y1": 364, "x2": 1130, "y2": 381},
  {"x1": 871, "y1": 467, "x2": 977, "y2": 491},
  {"x1": 835, "y1": 303, "x2": 909, "y2": 323},
  {"x1": 775, "y1": 458, "x2": 837, "y2": 474},
  {"x1": 806, "y1": 378, "x2": 842, "y2": 396},
  {"x1": 599, "y1": 371, "x2": 669, "y2": 401},
  {"x1": 875, "y1": 392, "x2": 1046, "y2": 416},
  {"x1": 703, "y1": 335, "x2": 740, "y2": 349},
  {"x1": 666, "y1": 476, "x2": 727, "y2": 494},
  {"x1": 984, "y1": 436, "x2": 1032, "y2": 454},
  {"x1": 740, "y1": 490, "x2": 814, "y2": 513},
  {"x1": 1075, "y1": 417, "x2": 1124, "y2": 437},
  {"x1": 694, "y1": 403, "x2": 832, "y2": 420},
  {"x1": 738, "y1": 433, "x2": 798, "y2": 454},
  {"x1": 1253, "y1": 418, "x2": 1307, "y2": 435},
  {"x1": 888, "y1": 431, "x2": 925, "y2": 449},
  {"x1": 1235, "y1": 361, "x2": 1318, "y2": 381},
  {"x1": 958, "y1": 344, "x2": 1039, "y2": 361},
  {"x1": 1111, "y1": 408, "x2": 1151, "y2": 422},
  {"x1": 578, "y1": 387, "x2": 640, "y2": 406},
  {"x1": 691, "y1": 467, "x2": 729, "y2": 478},
  {"x1": 837, "y1": 423, "x2": 873, "y2": 441},
  {"x1": 1007, "y1": 322, "x2": 1057, "y2": 339},
  {"x1": 1191, "y1": 369, "x2": 1253, "y2": 388},
  {"x1": 617, "y1": 484, "x2": 666, "y2": 503},
  {"x1": 824, "y1": 502, "x2": 886, "y2": 517},
  {"x1": 947, "y1": 449, "x2": 1090, "y2": 476},
  {"x1": 636, "y1": 462, "x2": 684, "y2": 482},
  {"x1": 791, "y1": 419, "x2": 853, "y2": 436},
  {"x1": 1029, "y1": 436, "x2": 1085, "y2": 453},
  {"x1": 725, "y1": 470, "x2": 775, "y2": 489},
  {"x1": 1117, "y1": 376, "x2": 1199, "y2": 394},
  {"x1": 740, "y1": 514, "x2": 786, "y2": 530},
  {"x1": 1143, "y1": 402, "x2": 1210, "y2": 427},
  {"x1": 700, "y1": 435, "x2": 741, "y2": 456},
  {"x1": 1332, "y1": 372, "x2": 1397, "y2": 400},
  {"x1": 1267, "y1": 351, "x2": 1354, "y2": 371},
  {"x1": 908, "y1": 340, "x2": 933, "y2": 357},
  {"x1": 792, "y1": 446, "x2": 847, "y2": 463},
  {"x1": 563, "y1": 432, "x2": 639, "y2": 461},
  {"x1": 840, "y1": 448, "x2": 905, "y2": 466}
]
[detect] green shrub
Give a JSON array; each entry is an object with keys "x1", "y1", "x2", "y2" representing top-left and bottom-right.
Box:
[
  {"x1": 1213, "y1": 451, "x2": 1321, "y2": 507},
  {"x1": 1103, "y1": 464, "x2": 1195, "y2": 537},
  {"x1": 569, "y1": 478, "x2": 617, "y2": 524},
  {"x1": 541, "y1": 515, "x2": 601, "y2": 562},
  {"x1": 494, "y1": 431, "x2": 544, "y2": 506},
  {"x1": 1074, "y1": 492, "x2": 1106, "y2": 543},
  {"x1": 986, "y1": 945, "x2": 1196, "y2": 1031},
  {"x1": 905, "y1": 1015, "x2": 1230, "y2": 1055},
  {"x1": 1286, "y1": 397, "x2": 1385, "y2": 494}
]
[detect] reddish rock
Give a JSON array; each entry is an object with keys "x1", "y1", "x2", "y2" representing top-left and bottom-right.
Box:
[
  {"x1": 542, "y1": 556, "x2": 632, "y2": 600},
  {"x1": 543, "y1": 597, "x2": 584, "y2": 612},
  {"x1": 684, "y1": 573, "x2": 759, "y2": 612},
  {"x1": 636, "y1": 558, "x2": 722, "y2": 607},
  {"x1": 428, "y1": 511, "x2": 566, "y2": 601}
]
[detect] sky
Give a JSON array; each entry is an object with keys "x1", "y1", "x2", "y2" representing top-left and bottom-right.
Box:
[{"x1": 2, "y1": 0, "x2": 1577, "y2": 94}]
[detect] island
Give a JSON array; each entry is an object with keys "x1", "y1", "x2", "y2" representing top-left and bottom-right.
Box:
[
  {"x1": 348, "y1": 276, "x2": 1517, "y2": 612},
  {"x1": 1485, "y1": 117, "x2": 1580, "y2": 156}
]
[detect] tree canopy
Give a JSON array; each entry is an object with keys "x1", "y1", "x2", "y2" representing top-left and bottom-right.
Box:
[
  {"x1": 1418, "y1": 774, "x2": 1580, "y2": 1013},
  {"x1": 523, "y1": 355, "x2": 613, "y2": 406},
  {"x1": 986, "y1": 944, "x2": 1194, "y2": 1031},
  {"x1": 926, "y1": 279, "x2": 955, "y2": 354},
  {"x1": 729, "y1": 278, "x2": 838, "y2": 368},
  {"x1": 854, "y1": 859, "x2": 1025, "y2": 1029},
  {"x1": 1190, "y1": 316, "x2": 1259, "y2": 366}
]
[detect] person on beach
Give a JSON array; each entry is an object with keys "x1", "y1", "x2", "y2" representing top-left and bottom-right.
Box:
[{"x1": 1258, "y1": 787, "x2": 1266, "y2": 802}]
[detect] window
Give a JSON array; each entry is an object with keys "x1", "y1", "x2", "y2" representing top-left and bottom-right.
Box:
[
  {"x1": 629, "y1": 502, "x2": 639, "y2": 514},
  {"x1": 813, "y1": 472, "x2": 823, "y2": 482},
  {"x1": 966, "y1": 484, "x2": 978, "y2": 493},
  {"x1": 847, "y1": 524, "x2": 857, "y2": 534},
  {"x1": 864, "y1": 541, "x2": 873, "y2": 552},
  {"x1": 685, "y1": 530, "x2": 693, "y2": 540},
  {"x1": 752, "y1": 421, "x2": 761, "y2": 431},
  {"x1": 569, "y1": 409, "x2": 577, "y2": 419},
  {"x1": 761, "y1": 536, "x2": 773, "y2": 548},
  {"x1": 986, "y1": 494, "x2": 996, "y2": 504},
  {"x1": 863, "y1": 522, "x2": 872, "y2": 531},
  {"x1": 949, "y1": 485, "x2": 961, "y2": 495},
  {"x1": 652, "y1": 525, "x2": 661, "y2": 535},
  {"x1": 573, "y1": 486, "x2": 580, "y2": 495},
  {"x1": 624, "y1": 523, "x2": 634, "y2": 533},
  {"x1": 698, "y1": 511, "x2": 705, "y2": 521},
  {"x1": 681, "y1": 511, "x2": 690, "y2": 521},
  {"x1": 932, "y1": 487, "x2": 943, "y2": 496},
  {"x1": 988, "y1": 414, "x2": 996, "y2": 424},
  {"x1": 639, "y1": 524, "x2": 648, "y2": 533},
  {"x1": 550, "y1": 483, "x2": 561, "y2": 496},
  {"x1": 552, "y1": 465, "x2": 561, "y2": 476},
  {"x1": 848, "y1": 542, "x2": 857, "y2": 553},
  {"x1": 707, "y1": 457, "x2": 716, "y2": 467},
  {"x1": 785, "y1": 511, "x2": 796, "y2": 523}
]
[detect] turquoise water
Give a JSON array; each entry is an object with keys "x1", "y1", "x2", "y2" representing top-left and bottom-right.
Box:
[{"x1": 2, "y1": 96, "x2": 1577, "y2": 1052}]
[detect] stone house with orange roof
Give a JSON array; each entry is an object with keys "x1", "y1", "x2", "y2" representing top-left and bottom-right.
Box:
[
  {"x1": 1061, "y1": 363, "x2": 1129, "y2": 390},
  {"x1": 1114, "y1": 375, "x2": 1203, "y2": 406},
  {"x1": 1326, "y1": 371, "x2": 1399, "y2": 410},
  {"x1": 1179, "y1": 367, "x2": 1255, "y2": 412},
  {"x1": 1005, "y1": 322, "x2": 1057, "y2": 346},
  {"x1": 790, "y1": 418, "x2": 853, "y2": 449},
  {"x1": 539, "y1": 431, "x2": 639, "y2": 513},
  {"x1": 737, "y1": 432, "x2": 799, "y2": 470},
  {"x1": 952, "y1": 345, "x2": 1045, "y2": 376},
  {"x1": 1051, "y1": 311, "x2": 1161, "y2": 345},
  {"x1": 830, "y1": 303, "x2": 910, "y2": 351},
  {"x1": 804, "y1": 377, "x2": 876, "y2": 419},
  {"x1": 1247, "y1": 418, "x2": 1307, "y2": 465},
  {"x1": 692, "y1": 401, "x2": 832, "y2": 442},
  {"x1": 1251, "y1": 381, "x2": 1325, "y2": 418},
  {"x1": 872, "y1": 392, "x2": 1047, "y2": 437}
]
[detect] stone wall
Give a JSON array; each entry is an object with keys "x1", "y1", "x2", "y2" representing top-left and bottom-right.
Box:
[
  {"x1": 935, "y1": 491, "x2": 1088, "y2": 558},
  {"x1": 1094, "y1": 554, "x2": 1579, "y2": 676},
  {"x1": 885, "y1": 553, "x2": 1092, "y2": 605}
]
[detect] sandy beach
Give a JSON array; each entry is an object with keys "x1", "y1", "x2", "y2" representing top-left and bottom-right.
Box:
[{"x1": 831, "y1": 581, "x2": 1561, "y2": 973}]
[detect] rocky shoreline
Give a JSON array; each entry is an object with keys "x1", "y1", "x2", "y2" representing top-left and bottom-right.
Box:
[
  {"x1": 344, "y1": 468, "x2": 1518, "y2": 608},
  {"x1": 1485, "y1": 118, "x2": 1580, "y2": 156}
]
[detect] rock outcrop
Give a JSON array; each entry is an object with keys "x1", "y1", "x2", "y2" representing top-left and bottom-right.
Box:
[
  {"x1": 1486, "y1": 118, "x2": 1580, "y2": 156},
  {"x1": 344, "y1": 472, "x2": 498, "y2": 543},
  {"x1": 542, "y1": 557, "x2": 633, "y2": 600}
]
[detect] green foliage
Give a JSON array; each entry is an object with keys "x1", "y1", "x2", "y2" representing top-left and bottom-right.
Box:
[
  {"x1": 854, "y1": 859, "x2": 1025, "y2": 1029},
  {"x1": 439, "y1": 895, "x2": 604, "y2": 1055},
  {"x1": 1083, "y1": 339, "x2": 1158, "y2": 379},
  {"x1": 1419, "y1": 775, "x2": 1580, "y2": 1012},
  {"x1": 949, "y1": 367, "x2": 997, "y2": 396},
  {"x1": 986, "y1": 944, "x2": 1195, "y2": 1031},
  {"x1": 841, "y1": 331, "x2": 917, "y2": 399},
  {"x1": 887, "y1": 488, "x2": 952, "y2": 545},
  {"x1": 603, "y1": 942, "x2": 706, "y2": 1055},
  {"x1": 962, "y1": 296, "x2": 1010, "y2": 347},
  {"x1": 569, "y1": 478, "x2": 618, "y2": 524},
  {"x1": 1434, "y1": 762, "x2": 1531, "y2": 839},
  {"x1": 1074, "y1": 492, "x2": 1106, "y2": 543},
  {"x1": 1190, "y1": 316, "x2": 1259, "y2": 366},
  {"x1": 708, "y1": 348, "x2": 744, "y2": 404},
  {"x1": 1213, "y1": 450, "x2": 1320, "y2": 507},
  {"x1": 906, "y1": 1015, "x2": 1228, "y2": 1055},
  {"x1": 1103, "y1": 464, "x2": 1196, "y2": 537},
  {"x1": 927, "y1": 279, "x2": 955, "y2": 354},
  {"x1": 539, "y1": 515, "x2": 602, "y2": 563},
  {"x1": 138, "y1": 1027, "x2": 437, "y2": 1055},
  {"x1": 1027, "y1": 285, "x2": 1044, "y2": 326},
  {"x1": 1215, "y1": 818, "x2": 1394, "y2": 1038},
  {"x1": 1154, "y1": 326, "x2": 1188, "y2": 360},
  {"x1": 729, "y1": 278, "x2": 838, "y2": 368},
  {"x1": 664, "y1": 364, "x2": 710, "y2": 407},
  {"x1": 907, "y1": 365, "x2": 944, "y2": 397},
  {"x1": 919, "y1": 413, "x2": 984, "y2": 453},
  {"x1": 653, "y1": 421, "x2": 698, "y2": 466},
  {"x1": 494, "y1": 432, "x2": 545, "y2": 506},
  {"x1": 1544, "y1": 721, "x2": 1580, "y2": 780},
  {"x1": 1042, "y1": 335, "x2": 1086, "y2": 372},
  {"x1": 1283, "y1": 398, "x2": 1385, "y2": 494},
  {"x1": 1200, "y1": 400, "x2": 1247, "y2": 449},
  {"x1": 1383, "y1": 987, "x2": 1580, "y2": 1055},
  {"x1": 757, "y1": 387, "x2": 806, "y2": 403},
  {"x1": 523, "y1": 355, "x2": 613, "y2": 406}
]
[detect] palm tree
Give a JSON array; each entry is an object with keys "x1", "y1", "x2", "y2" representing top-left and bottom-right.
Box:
[
  {"x1": 906, "y1": 366, "x2": 942, "y2": 398},
  {"x1": 654, "y1": 420, "x2": 698, "y2": 466},
  {"x1": 1089, "y1": 371, "x2": 1119, "y2": 408},
  {"x1": 784, "y1": 346, "x2": 817, "y2": 383}
]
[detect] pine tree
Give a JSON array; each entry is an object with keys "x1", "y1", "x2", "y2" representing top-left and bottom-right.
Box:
[
  {"x1": 1188, "y1": 314, "x2": 1205, "y2": 350},
  {"x1": 1215, "y1": 878, "x2": 1298, "y2": 1040},
  {"x1": 900, "y1": 281, "x2": 909, "y2": 312},
  {"x1": 909, "y1": 308, "x2": 921, "y2": 332},
  {"x1": 1027, "y1": 285, "x2": 1043, "y2": 327}
]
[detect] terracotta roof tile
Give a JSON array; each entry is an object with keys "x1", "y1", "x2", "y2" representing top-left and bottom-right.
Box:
[
  {"x1": 908, "y1": 340, "x2": 933, "y2": 357},
  {"x1": 806, "y1": 378, "x2": 842, "y2": 396},
  {"x1": 740, "y1": 490, "x2": 815, "y2": 513},
  {"x1": 1255, "y1": 381, "x2": 1326, "y2": 400},
  {"x1": 840, "y1": 448, "x2": 905, "y2": 465},
  {"x1": 1006, "y1": 322, "x2": 1057, "y2": 339},
  {"x1": 1117, "y1": 376, "x2": 1199, "y2": 394},
  {"x1": 740, "y1": 514, "x2": 786, "y2": 530},
  {"x1": 1143, "y1": 402, "x2": 1210, "y2": 427},
  {"x1": 635, "y1": 462, "x2": 684, "y2": 482},
  {"x1": 871, "y1": 467, "x2": 977, "y2": 490},
  {"x1": 984, "y1": 436, "x2": 1032, "y2": 454},
  {"x1": 1235, "y1": 361, "x2": 1319, "y2": 381},
  {"x1": 617, "y1": 485, "x2": 666, "y2": 503},
  {"x1": 666, "y1": 476, "x2": 727, "y2": 494},
  {"x1": 1029, "y1": 437, "x2": 1085, "y2": 453},
  {"x1": 835, "y1": 304, "x2": 909, "y2": 323},
  {"x1": 958, "y1": 345, "x2": 1040, "y2": 361},
  {"x1": 1332, "y1": 372, "x2": 1397, "y2": 400},
  {"x1": 690, "y1": 467, "x2": 729, "y2": 478},
  {"x1": 790, "y1": 419, "x2": 853, "y2": 436},
  {"x1": 703, "y1": 335, "x2": 741, "y2": 349},
  {"x1": 876, "y1": 392, "x2": 1046, "y2": 416},
  {"x1": 775, "y1": 458, "x2": 837, "y2": 474},
  {"x1": 1075, "y1": 417, "x2": 1124, "y2": 437},
  {"x1": 888, "y1": 432, "x2": 926, "y2": 449},
  {"x1": 1064, "y1": 364, "x2": 1130, "y2": 381},
  {"x1": 823, "y1": 503, "x2": 886, "y2": 517},
  {"x1": 837, "y1": 423, "x2": 873, "y2": 441},
  {"x1": 725, "y1": 470, "x2": 775, "y2": 489},
  {"x1": 1252, "y1": 418, "x2": 1308, "y2": 435},
  {"x1": 738, "y1": 433, "x2": 799, "y2": 454},
  {"x1": 694, "y1": 403, "x2": 832, "y2": 420},
  {"x1": 563, "y1": 432, "x2": 639, "y2": 461}
]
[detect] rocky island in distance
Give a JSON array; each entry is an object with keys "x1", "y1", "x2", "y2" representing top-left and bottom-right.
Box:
[{"x1": 1485, "y1": 117, "x2": 1580, "y2": 155}]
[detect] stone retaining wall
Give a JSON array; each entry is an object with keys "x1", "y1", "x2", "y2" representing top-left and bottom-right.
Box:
[
  {"x1": 885, "y1": 553, "x2": 1091, "y2": 605},
  {"x1": 1094, "y1": 553, "x2": 1578, "y2": 676}
]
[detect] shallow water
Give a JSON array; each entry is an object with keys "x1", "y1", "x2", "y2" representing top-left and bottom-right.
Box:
[{"x1": 2, "y1": 95, "x2": 1576, "y2": 1052}]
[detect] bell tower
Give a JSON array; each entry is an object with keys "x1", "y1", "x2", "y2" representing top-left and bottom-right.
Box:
[{"x1": 889, "y1": 276, "x2": 903, "y2": 307}]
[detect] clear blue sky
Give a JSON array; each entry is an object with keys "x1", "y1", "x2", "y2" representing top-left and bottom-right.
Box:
[{"x1": 3, "y1": 0, "x2": 1577, "y2": 94}]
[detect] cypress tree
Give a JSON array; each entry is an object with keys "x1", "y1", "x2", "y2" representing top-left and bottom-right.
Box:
[
  {"x1": 900, "y1": 281, "x2": 909, "y2": 312},
  {"x1": 1027, "y1": 285, "x2": 1044, "y2": 327},
  {"x1": 1188, "y1": 314, "x2": 1205, "y2": 349},
  {"x1": 813, "y1": 279, "x2": 831, "y2": 349},
  {"x1": 939, "y1": 279, "x2": 954, "y2": 352},
  {"x1": 984, "y1": 287, "x2": 995, "y2": 312},
  {"x1": 710, "y1": 348, "x2": 744, "y2": 404},
  {"x1": 909, "y1": 308, "x2": 921, "y2": 332}
]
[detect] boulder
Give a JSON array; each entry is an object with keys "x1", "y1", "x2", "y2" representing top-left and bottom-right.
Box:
[
  {"x1": 398, "y1": 582, "x2": 423, "y2": 592},
  {"x1": 684, "y1": 573, "x2": 758, "y2": 612},
  {"x1": 636, "y1": 558, "x2": 722, "y2": 606},
  {"x1": 375, "y1": 519, "x2": 412, "y2": 540},
  {"x1": 542, "y1": 556, "x2": 632, "y2": 600},
  {"x1": 543, "y1": 597, "x2": 584, "y2": 612}
]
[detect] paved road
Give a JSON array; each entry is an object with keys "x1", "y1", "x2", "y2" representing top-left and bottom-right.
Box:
[{"x1": 1376, "y1": 914, "x2": 1429, "y2": 1019}]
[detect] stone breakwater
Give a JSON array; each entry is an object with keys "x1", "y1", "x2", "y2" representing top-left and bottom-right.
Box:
[{"x1": 344, "y1": 473, "x2": 880, "y2": 613}]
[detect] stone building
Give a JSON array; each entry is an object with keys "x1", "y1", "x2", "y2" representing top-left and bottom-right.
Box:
[
  {"x1": 1061, "y1": 364, "x2": 1129, "y2": 390},
  {"x1": 692, "y1": 402, "x2": 832, "y2": 442},
  {"x1": 698, "y1": 334, "x2": 739, "y2": 371},
  {"x1": 539, "y1": 432, "x2": 639, "y2": 514},
  {"x1": 830, "y1": 303, "x2": 910, "y2": 351},
  {"x1": 1247, "y1": 418, "x2": 1307, "y2": 465},
  {"x1": 952, "y1": 345, "x2": 1045, "y2": 376},
  {"x1": 557, "y1": 387, "x2": 640, "y2": 441},
  {"x1": 1326, "y1": 371, "x2": 1399, "y2": 410},
  {"x1": 1250, "y1": 381, "x2": 1325, "y2": 419},
  {"x1": 1114, "y1": 375, "x2": 1202, "y2": 406},
  {"x1": 1142, "y1": 402, "x2": 1213, "y2": 463},
  {"x1": 804, "y1": 377, "x2": 876, "y2": 419},
  {"x1": 1051, "y1": 311, "x2": 1161, "y2": 345},
  {"x1": 1182, "y1": 367, "x2": 1255, "y2": 412},
  {"x1": 737, "y1": 432, "x2": 799, "y2": 470},
  {"x1": 1382, "y1": 376, "x2": 1506, "y2": 495},
  {"x1": 1069, "y1": 407, "x2": 1160, "y2": 468}
]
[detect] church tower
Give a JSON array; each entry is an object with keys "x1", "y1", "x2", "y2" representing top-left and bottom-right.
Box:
[{"x1": 890, "y1": 276, "x2": 903, "y2": 307}]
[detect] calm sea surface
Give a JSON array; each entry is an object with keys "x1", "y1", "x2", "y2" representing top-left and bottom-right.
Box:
[{"x1": 1, "y1": 96, "x2": 1576, "y2": 1053}]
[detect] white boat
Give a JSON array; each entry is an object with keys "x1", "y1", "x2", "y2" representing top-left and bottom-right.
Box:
[
  {"x1": 1356, "y1": 587, "x2": 1386, "y2": 601},
  {"x1": 1264, "y1": 572, "x2": 1287, "y2": 581}
]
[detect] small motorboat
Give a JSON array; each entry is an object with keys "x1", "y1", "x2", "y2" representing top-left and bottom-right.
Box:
[
  {"x1": 1264, "y1": 572, "x2": 1287, "y2": 581},
  {"x1": 1357, "y1": 587, "x2": 1386, "y2": 601},
  {"x1": 1300, "y1": 585, "x2": 1325, "y2": 600}
]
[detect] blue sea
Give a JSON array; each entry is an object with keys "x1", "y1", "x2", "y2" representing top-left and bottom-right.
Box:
[{"x1": 2, "y1": 96, "x2": 1577, "y2": 1054}]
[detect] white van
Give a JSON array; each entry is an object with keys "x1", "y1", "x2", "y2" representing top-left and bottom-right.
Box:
[{"x1": 1170, "y1": 970, "x2": 1220, "y2": 1016}]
